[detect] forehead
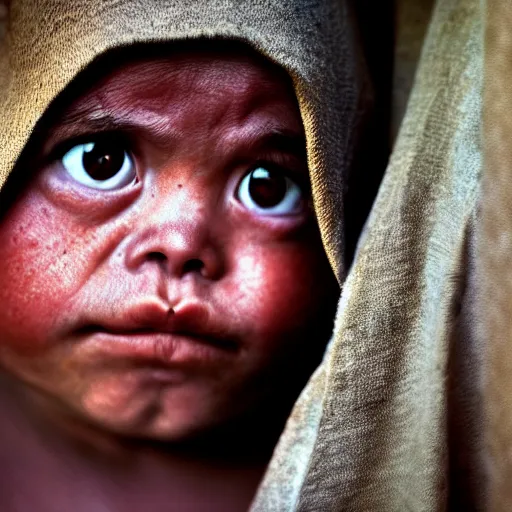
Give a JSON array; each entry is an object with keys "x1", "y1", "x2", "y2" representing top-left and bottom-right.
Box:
[
  {"x1": 98, "y1": 52, "x2": 290, "y2": 98},
  {"x1": 57, "y1": 49, "x2": 303, "y2": 138}
]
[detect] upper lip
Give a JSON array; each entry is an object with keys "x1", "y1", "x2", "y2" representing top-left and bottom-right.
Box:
[{"x1": 77, "y1": 299, "x2": 238, "y2": 352}]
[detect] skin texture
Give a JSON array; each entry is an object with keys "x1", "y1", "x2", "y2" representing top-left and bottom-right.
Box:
[{"x1": 0, "y1": 49, "x2": 339, "y2": 452}]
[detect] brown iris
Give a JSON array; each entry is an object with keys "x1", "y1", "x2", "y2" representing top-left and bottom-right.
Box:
[
  {"x1": 248, "y1": 168, "x2": 287, "y2": 208},
  {"x1": 82, "y1": 141, "x2": 126, "y2": 181}
]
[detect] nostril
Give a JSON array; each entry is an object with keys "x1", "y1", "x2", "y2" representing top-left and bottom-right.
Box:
[
  {"x1": 182, "y1": 258, "x2": 204, "y2": 274},
  {"x1": 148, "y1": 252, "x2": 167, "y2": 263},
  {"x1": 139, "y1": 253, "x2": 206, "y2": 276}
]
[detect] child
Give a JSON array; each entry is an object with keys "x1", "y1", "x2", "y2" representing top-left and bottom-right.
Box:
[{"x1": 0, "y1": 41, "x2": 340, "y2": 511}]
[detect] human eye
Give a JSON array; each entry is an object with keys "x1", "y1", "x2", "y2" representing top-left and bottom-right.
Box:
[
  {"x1": 236, "y1": 165, "x2": 306, "y2": 216},
  {"x1": 60, "y1": 137, "x2": 136, "y2": 190}
]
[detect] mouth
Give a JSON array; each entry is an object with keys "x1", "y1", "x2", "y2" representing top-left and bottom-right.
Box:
[
  {"x1": 76, "y1": 326, "x2": 239, "y2": 368},
  {"x1": 73, "y1": 300, "x2": 240, "y2": 369}
]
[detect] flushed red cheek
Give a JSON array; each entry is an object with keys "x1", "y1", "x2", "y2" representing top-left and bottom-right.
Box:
[
  {"x1": 0, "y1": 192, "x2": 99, "y2": 352},
  {"x1": 231, "y1": 242, "x2": 334, "y2": 349}
]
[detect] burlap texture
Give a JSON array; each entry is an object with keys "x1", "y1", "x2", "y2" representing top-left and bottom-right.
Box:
[{"x1": 254, "y1": 0, "x2": 483, "y2": 509}]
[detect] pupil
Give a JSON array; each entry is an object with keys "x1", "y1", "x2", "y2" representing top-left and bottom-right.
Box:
[
  {"x1": 248, "y1": 168, "x2": 287, "y2": 208},
  {"x1": 82, "y1": 142, "x2": 125, "y2": 181}
]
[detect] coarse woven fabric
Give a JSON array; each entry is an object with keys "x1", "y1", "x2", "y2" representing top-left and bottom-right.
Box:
[
  {"x1": 482, "y1": 1, "x2": 512, "y2": 510},
  {"x1": 0, "y1": 0, "x2": 485, "y2": 510},
  {"x1": 253, "y1": 0, "x2": 484, "y2": 509}
]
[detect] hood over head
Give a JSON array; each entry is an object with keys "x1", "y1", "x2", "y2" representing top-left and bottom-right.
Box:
[
  {"x1": 0, "y1": 0, "x2": 367, "y2": 507},
  {"x1": 0, "y1": 0, "x2": 366, "y2": 281}
]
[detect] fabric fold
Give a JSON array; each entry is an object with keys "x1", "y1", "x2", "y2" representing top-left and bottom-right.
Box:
[{"x1": 253, "y1": 0, "x2": 483, "y2": 509}]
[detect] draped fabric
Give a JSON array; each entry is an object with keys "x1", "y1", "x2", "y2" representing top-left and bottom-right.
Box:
[
  {"x1": 254, "y1": 0, "x2": 484, "y2": 509},
  {"x1": 482, "y1": 1, "x2": 512, "y2": 510},
  {"x1": 0, "y1": 0, "x2": 488, "y2": 510}
]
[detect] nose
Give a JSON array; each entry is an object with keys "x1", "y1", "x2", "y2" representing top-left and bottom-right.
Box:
[{"x1": 124, "y1": 189, "x2": 224, "y2": 281}]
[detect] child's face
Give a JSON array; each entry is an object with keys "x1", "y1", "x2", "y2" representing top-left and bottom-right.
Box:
[{"x1": 0, "y1": 50, "x2": 338, "y2": 440}]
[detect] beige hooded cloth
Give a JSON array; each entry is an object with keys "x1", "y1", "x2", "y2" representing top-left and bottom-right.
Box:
[
  {"x1": 0, "y1": 0, "x2": 484, "y2": 510},
  {"x1": 0, "y1": 0, "x2": 364, "y2": 277}
]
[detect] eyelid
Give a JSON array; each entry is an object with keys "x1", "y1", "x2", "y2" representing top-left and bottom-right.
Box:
[
  {"x1": 249, "y1": 158, "x2": 311, "y2": 194},
  {"x1": 46, "y1": 130, "x2": 136, "y2": 164}
]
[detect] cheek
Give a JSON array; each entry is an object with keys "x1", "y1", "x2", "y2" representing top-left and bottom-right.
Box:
[
  {"x1": 229, "y1": 236, "x2": 337, "y2": 353},
  {"x1": 0, "y1": 191, "x2": 99, "y2": 352}
]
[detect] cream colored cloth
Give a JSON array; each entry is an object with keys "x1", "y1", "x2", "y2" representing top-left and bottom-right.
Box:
[
  {"x1": 254, "y1": 0, "x2": 483, "y2": 509},
  {"x1": 0, "y1": 0, "x2": 485, "y2": 510}
]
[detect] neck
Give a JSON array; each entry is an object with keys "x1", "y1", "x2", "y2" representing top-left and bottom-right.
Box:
[
  {"x1": 0, "y1": 371, "x2": 285, "y2": 470},
  {"x1": 0, "y1": 373, "x2": 272, "y2": 512}
]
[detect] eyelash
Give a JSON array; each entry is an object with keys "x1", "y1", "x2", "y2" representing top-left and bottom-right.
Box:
[
  {"x1": 47, "y1": 132, "x2": 309, "y2": 196},
  {"x1": 245, "y1": 160, "x2": 309, "y2": 190},
  {"x1": 48, "y1": 131, "x2": 135, "y2": 165}
]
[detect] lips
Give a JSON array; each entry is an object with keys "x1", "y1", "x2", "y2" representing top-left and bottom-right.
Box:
[{"x1": 75, "y1": 300, "x2": 239, "y2": 366}]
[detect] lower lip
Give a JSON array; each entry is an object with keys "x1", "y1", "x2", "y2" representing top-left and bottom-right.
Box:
[{"x1": 83, "y1": 331, "x2": 236, "y2": 367}]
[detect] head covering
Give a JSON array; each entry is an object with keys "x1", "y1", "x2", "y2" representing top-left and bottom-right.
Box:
[
  {"x1": 0, "y1": 0, "x2": 366, "y2": 280},
  {"x1": 0, "y1": 0, "x2": 485, "y2": 510}
]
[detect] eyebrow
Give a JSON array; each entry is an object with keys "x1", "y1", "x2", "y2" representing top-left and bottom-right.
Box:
[
  {"x1": 51, "y1": 107, "x2": 307, "y2": 162},
  {"x1": 241, "y1": 129, "x2": 307, "y2": 162},
  {"x1": 57, "y1": 109, "x2": 140, "y2": 135}
]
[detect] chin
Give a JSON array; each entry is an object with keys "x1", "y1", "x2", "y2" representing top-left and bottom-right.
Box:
[{"x1": 74, "y1": 382, "x2": 229, "y2": 443}]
